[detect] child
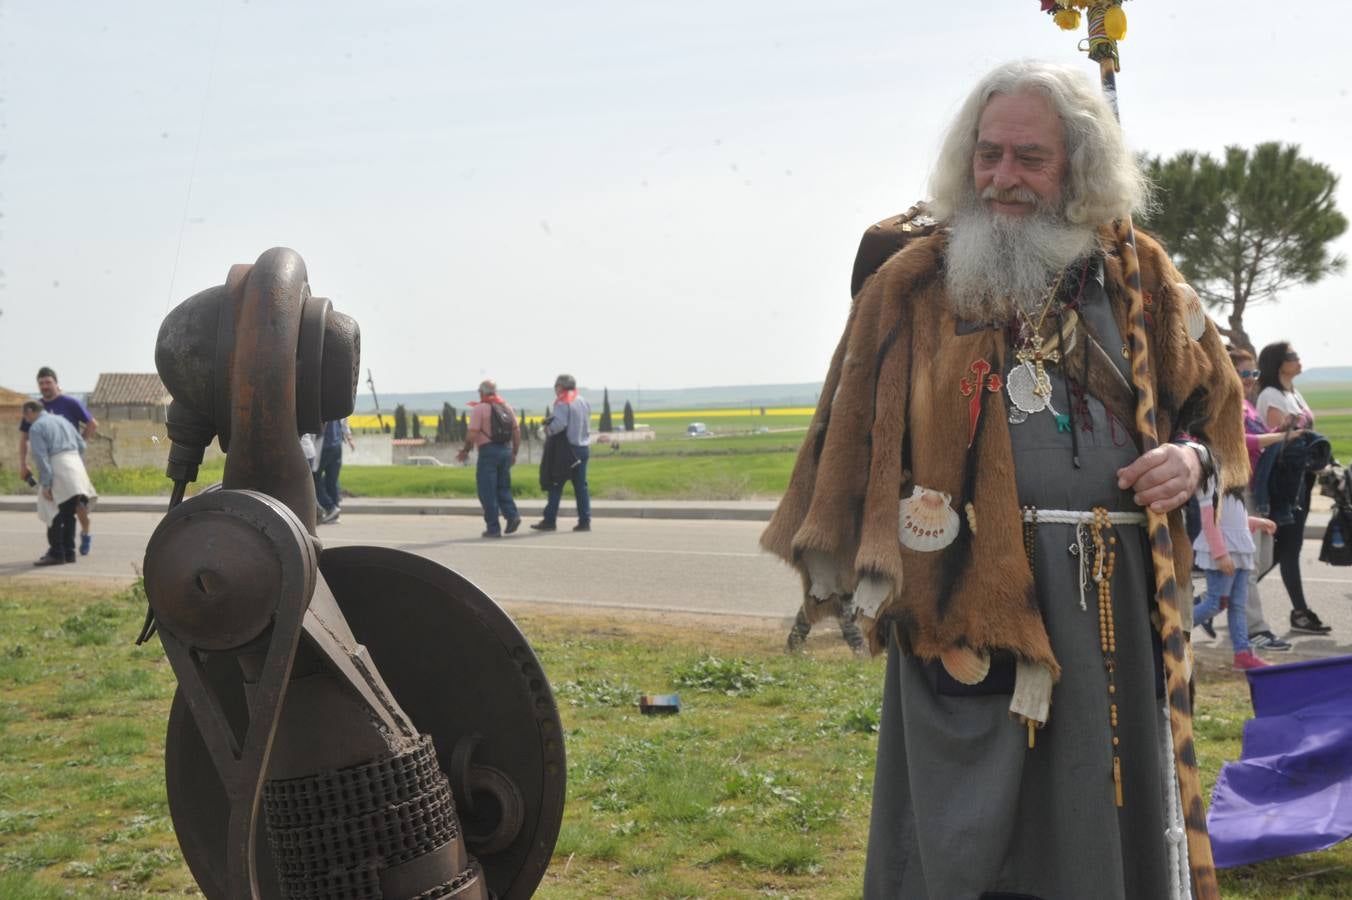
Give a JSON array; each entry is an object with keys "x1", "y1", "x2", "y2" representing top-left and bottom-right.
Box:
[{"x1": 1193, "y1": 478, "x2": 1278, "y2": 670}]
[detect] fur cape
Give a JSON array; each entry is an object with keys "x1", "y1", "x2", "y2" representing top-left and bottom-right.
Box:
[{"x1": 762, "y1": 223, "x2": 1248, "y2": 673}]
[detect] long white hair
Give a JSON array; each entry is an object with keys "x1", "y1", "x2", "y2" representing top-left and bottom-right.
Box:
[{"x1": 928, "y1": 59, "x2": 1151, "y2": 226}]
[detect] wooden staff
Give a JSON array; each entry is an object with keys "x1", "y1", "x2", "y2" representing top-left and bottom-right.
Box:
[{"x1": 1077, "y1": 4, "x2": 1221, "y2": 898}]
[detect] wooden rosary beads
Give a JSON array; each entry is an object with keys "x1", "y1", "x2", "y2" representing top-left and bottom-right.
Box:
[{"x1": 1090, "y1": 506, "x2": 1124, "y2": 807}]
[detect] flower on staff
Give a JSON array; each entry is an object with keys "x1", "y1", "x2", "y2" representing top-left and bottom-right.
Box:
[
  {"x1": 1104, "y1": 5, "x2": 1127, "y2": 39},
  {"x1": 1040, "y1": 0, "x2": 1128, "y2": 40},
  {"x1": 1054, "y1": 8, "x2": 1081, "y2": 29}
]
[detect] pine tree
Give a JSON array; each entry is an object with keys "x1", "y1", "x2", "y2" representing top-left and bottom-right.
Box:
[
  {"x1": 623, "y1": 400, "x2": 635, "y2": 432},
  {"x1": 599, "y1": 388, "x2": 613, "y2": 433},
  {"x1": 1140, "y1": 142, "x2": 1348, "y2": 352},
  {"x1": 393, "y1": 404, "x2": 408, "y2": 439},
  {"x1": 437, "y1": 402, "x2": 455, "y2": 443},
  {"x1": 458, "y1": 412, "x2": 469, "y2": 441},
  {"x1": 411, "y1": 411, "x2": 422, "y2": 439}
]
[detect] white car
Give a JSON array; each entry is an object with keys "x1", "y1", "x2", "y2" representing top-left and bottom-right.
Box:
[
  {"x1": 686, "y1": 422, "x2": 708, "y2": 436},
  {"x1": 404, "y1": 456, "x2": 445, "y2": 466}
]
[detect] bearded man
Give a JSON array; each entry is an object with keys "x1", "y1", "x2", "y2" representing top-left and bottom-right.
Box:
[{"x1": 762, "y1": 60, "x2": 1246, "y2": 899}]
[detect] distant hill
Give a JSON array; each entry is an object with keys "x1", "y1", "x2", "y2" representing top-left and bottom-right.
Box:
[
  {"x1": 355, "y1": 383, "x2": 825, "y2": 415},
  {"x1": 1302, "y1": 367, "x2": 1352, "y2": 384}
]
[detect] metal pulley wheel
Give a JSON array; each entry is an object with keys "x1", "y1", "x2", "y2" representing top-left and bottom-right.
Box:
[{"x1": 164, "y1": 545, "x2": 565, "y2": 899}]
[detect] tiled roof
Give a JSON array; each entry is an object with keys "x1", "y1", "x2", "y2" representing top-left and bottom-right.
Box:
[{"x1": 88, "y1": 373, "x2": 171, "y2": 406}]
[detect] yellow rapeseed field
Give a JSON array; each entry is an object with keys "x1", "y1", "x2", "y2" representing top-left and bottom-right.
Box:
[{"x1": 348, "y1": 407, "x2": 814, "y2": 431}]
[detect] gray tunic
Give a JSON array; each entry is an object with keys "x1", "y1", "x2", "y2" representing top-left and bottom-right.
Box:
[{"x1": 864, "y1": 271, "x2": 1172, "y2": 899}]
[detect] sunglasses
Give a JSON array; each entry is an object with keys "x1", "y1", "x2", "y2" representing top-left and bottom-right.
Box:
[
  {"x1": 1284, "y1": 352, "x2": 1301, "y2": 362},
  {"x1": 1237, "y1": 369, "x2": 1258, "y2": 378}
]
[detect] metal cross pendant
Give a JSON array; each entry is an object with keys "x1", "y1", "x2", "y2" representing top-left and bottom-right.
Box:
[{"x1": 1014, "y1": 346, "x2": 1061, "y2": 399}]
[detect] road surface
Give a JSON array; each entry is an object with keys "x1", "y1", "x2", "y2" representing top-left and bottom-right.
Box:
[{"x1": 3, "y1": 510, "x2": 1350, "y2": 658}]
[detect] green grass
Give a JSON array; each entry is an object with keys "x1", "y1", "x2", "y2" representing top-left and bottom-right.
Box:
[
  {"x1": 0, "y1": 581, "x2": 1348, "y2": 897},
  {"x1": 1, "y1": 433, "x2": 804, "y2": 501},
  {"x1": 1296, "y1": 386, "x2": 1352, "y2": 412},
  {"x1": 8, "y1": 395, "x2": 1352, "y2": 501}
]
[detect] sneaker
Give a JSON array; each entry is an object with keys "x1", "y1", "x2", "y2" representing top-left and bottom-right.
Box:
[
  {"x1": 1290, "y1": 609, "x2": 1332, "y2": 635},
  {"x1": 504, "y1": 517, "x2": 522, "y2": 535},
  {"x1": 1249, "y1": 631, "x2": 1293, "y2": 652},
  {"x1": 572, "y1": 522, "x2": 591, "y2": 532},
  {"x1": 1233, "y1": 650, "x2": 1271, "y2": 671},
  {"x1": 64, "y1": 553, "x2": 77, "y2": 563},
  {"x1": 1192, "y1": 602, "x2": 1216, "y2": 639},
  {"x1": 79, "y1": 533, "x2": 92, "y2": 556},
  {"x1": 481, "y1": 530, "x2": 502, "y2": 538},
  {"x1": 319, "y1": 507, "x2": 341, "y2": 525},
  {"x1": 33, "y1": 554, "x2": 65, "y2": 567},
  {"x1": 530, "y1": 521, "x2": 557, "y2": 531}
]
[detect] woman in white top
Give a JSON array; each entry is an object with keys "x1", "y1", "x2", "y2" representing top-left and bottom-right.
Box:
[
  {"x1": 1256, "y1": 342, "x2": 1315, "y2": 432},
  {"x1": 1254, "y1": 341, "x2": 1329, "y2": 634}
]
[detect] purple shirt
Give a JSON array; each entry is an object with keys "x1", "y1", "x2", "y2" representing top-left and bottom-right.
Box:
[{"x1": 17, "y1": 394, "x2": 92, "y2": 434}]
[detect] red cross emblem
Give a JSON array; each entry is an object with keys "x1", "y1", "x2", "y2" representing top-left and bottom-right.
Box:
[{"x1": 960, "y1": 358, "x2": 1003, "y2": 447}]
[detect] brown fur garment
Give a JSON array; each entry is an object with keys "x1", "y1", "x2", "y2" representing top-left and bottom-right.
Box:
[{"x1": 762, "y1": 225, "x2": 1248, "y2": 666}]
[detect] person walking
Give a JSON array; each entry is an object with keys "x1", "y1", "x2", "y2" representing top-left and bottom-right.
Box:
[
  {"x1": 457, "y1": 380, "x2": 521, "y2": 538},
  {"x1": 315, "y1": 417, "x2": 354, "y2": 524},
  {"x1": 1192, "y1": 475, "x2": 1278, "y2": 670},
  {"x1": 1226, "y1": 347, "x2": 1293, "y2": 652},
  {"x1": 532, "y1": 374, "x2": 591, "y2": 532},
  {"x1": 1255, "y1": 341, "x2": 1330, "y2": 634},
  {"x1": 22, "y1": 401, "x2": 98, "y2": 565},
  {"x1": 17, "y1": 367, "x2": 98, "y2": 555}
]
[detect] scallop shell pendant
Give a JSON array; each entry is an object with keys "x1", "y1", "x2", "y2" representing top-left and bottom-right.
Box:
[
  {"x1": 1177, "y1": 283, "x2": 1207, "y2": 341},
  {"x1": 899, "y1": 486, "x2": 961, "y2": 552}
]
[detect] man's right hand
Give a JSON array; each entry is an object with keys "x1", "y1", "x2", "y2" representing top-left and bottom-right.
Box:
[{"x1": 19, "y1": 465, "x2": 30, "y2": 481}]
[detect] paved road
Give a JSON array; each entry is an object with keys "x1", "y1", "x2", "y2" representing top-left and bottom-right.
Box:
[
  {"x1": 3, "y1": 510, "x2": 1350, "y2": 658},
  {"x1": 0, "y1": 511, "x2": 803, "y2": 620}
]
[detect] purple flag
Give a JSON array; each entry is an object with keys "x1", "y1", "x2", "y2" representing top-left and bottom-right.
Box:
[{"x1": 1207, "y1": 654, "x2": 1352, "y2": 868}]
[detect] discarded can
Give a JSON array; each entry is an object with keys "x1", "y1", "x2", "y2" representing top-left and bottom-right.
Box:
[{"x1": 639, "y1": 694, "x2": 681, "y2": 715}]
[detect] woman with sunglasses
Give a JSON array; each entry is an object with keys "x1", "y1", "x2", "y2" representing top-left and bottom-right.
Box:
[
  {"x1": 1255, "y1": 341, "x2": 1330, "y2": 634},
  {"x1": 1226, "y1": 347, "x2": 1295, "y2": 651}
]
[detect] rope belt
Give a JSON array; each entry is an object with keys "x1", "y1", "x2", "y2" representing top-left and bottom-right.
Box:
[{"x1": 1021, "y1": 508, "x2": 1147, "y2": 525}]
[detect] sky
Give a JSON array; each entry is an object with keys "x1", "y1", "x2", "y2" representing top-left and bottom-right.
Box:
[{"x1": 1, "y1": 1, "x2": 1349, "y2": 394}]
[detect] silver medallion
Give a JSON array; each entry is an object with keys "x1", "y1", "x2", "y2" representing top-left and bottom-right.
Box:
[{"x1": 1006, "y1": 362, "x2": 1050, "y2": 416}]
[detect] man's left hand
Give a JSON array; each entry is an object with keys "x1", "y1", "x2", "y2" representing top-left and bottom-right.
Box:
[
  {"x1": 1116, "y1": 444, "x2": 1201, "y2": 514},
  {"x1": 41, "y1": 487, "x2": 53, "y2": 501}
]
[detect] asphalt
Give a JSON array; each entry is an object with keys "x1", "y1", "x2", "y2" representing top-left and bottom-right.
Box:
[
  {"x1": 0, "y1": 494, "x2": 782, "y2": 521},
  {"x1": 0, "y1": 493, "x2": 1334, "y2": 538}
]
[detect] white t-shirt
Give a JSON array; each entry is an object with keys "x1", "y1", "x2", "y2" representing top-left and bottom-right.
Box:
[{"x1": 1255, "y1": 386, "x2": 1313, "y2": 429}]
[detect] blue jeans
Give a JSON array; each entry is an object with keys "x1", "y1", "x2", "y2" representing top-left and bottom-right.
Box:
[
  {"x1": 314, "y1": 442, "x2": 343, "y2": 512},
  {"x1": 1194, "y1": 567, "x2": 1251, "y2": 654},
  {"x1": 476, "y1": 442, "x2": 519, "y2": 533},
  {"x1": 543, "y1": 444, "x2": 590, "y2": 525}
]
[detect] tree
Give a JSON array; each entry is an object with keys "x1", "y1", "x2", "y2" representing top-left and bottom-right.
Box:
[
  {"x1": 458, "y1": 412, "x2": 469, "y2": 441},
  {"x1": 623, "y1": 400, "x2": 635, "y2": 432},
  {"x1": 436, "y1": 402, "x2": 456, "y2": 443},
  {"x1": 411, "y1": 410, "x2": 422, "y2": 439},
  {"x1": 393, "y1": 404, "x2": 408, "y2": 439},
  {"x1": 1139, "y1": 142, "x2": 1347, "y2": 353},
  {"x1": 599, "y1": 388, "x2": 613, "y2": 433}
]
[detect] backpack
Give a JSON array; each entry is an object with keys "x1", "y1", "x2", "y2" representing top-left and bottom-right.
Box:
[{"x1": 487, "y1": 402, "x2": 514, "y2": 444}]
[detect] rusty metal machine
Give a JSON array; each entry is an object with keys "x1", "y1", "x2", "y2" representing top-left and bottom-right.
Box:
[{"x1": 141, "y1": 248, "x2": 564, "y2": 899}]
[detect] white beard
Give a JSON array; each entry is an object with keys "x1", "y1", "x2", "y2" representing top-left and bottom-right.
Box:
[{"x1": 944, "y1": 194, "x2": 1098, "y2": 323}]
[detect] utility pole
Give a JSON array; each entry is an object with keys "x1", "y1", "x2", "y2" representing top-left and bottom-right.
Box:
[{"x1": 366, "y1": 369, "x2": 387, "y2": 433}]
